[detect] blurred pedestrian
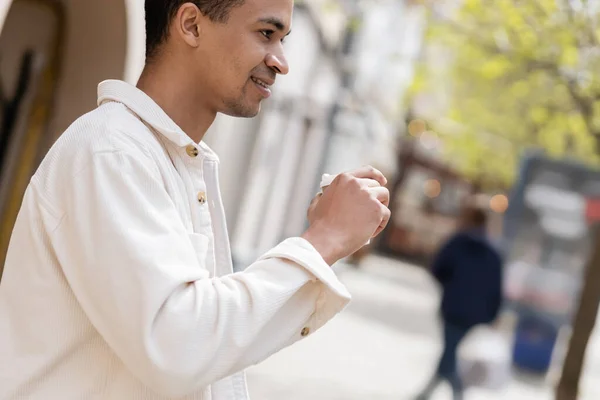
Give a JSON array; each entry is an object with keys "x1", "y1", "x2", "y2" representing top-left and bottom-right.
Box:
[
  {"x1": 0, "y1": 1, "x2": 391, "y2": 399},
  {"x1": 416, "y1": 207, "x2": 503, "y2": 400}
]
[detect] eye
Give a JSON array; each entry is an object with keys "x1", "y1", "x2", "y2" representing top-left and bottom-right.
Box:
[{"x1": 260, "y1": 30, "x2": 274, "y2": 40}]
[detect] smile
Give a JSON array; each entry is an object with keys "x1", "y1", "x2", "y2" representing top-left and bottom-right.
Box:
[
  {"x1": 251, "y1": 77, "x2": 272, "y2": 98},
  {"x1": 251, "y1": 77, "x2": 270, "y2": 89}
]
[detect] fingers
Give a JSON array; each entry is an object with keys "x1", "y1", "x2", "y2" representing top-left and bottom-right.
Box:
[
  {"x1": 309, "y1": 194, "x2": 320, "y2": 209},
  {"x1": 326, "y1": 177, "x2": 380, "y2": 193},
  {"x1": 357, "y1": 178, "x2": 382, "y2": 188},
  {"x1": 328, "y1": 175, "x2": 388, "y2": 206},
  {"x1": 368, "y1": 186, "x2": 390, "y2": 207},
  {"x1": 372, "y1": 204, "x2": 391, "y2": 238},
  {"x1": 347, "y1": 165, "x2": 387, "y2": 187}
]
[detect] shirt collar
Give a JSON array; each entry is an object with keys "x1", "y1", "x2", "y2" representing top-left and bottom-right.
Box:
[{"x1": 97, "y1": 79, "x2": 218, "y2": 161}]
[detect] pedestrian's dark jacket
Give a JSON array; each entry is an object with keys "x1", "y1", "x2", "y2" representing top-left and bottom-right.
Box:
[{"x1": 431, "y1": 228, "x2": 503, "y2": 328}]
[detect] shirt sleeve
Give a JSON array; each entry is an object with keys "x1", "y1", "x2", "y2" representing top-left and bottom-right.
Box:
[{"x1": 49, "y1": 148, "x2": 351, "y2": 398}]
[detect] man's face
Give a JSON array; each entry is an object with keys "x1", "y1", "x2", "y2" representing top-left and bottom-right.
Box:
[{"x1": 194, "y1": 0, "x2": 293, "y2": 118}]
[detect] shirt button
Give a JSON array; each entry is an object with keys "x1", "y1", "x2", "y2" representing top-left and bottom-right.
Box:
[
  {"x1": 301, "y1": 327, "x2": 310, "y2": 337},
  {"x1": 186, "y1": 145, "x2": 199, "y2": 157},
  {"x1": 197, "y1": 192, "x2": 207, "y2": 204}
]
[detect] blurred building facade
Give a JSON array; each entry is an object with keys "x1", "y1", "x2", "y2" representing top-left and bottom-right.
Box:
[
  {"x1": 376, "y1": 1, "x2": 512, "y2": 264},
  {"x1": 0, "y1": 0, "x2": 427, "y2": 274}
]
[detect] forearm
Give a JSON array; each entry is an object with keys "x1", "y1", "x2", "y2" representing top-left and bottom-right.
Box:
[
  {"x1": 129, "y1": 258, "x2": 326, "y2": 396},
  {"x1": 60, "y1": 236, "x2": 350, "y2": 397}
]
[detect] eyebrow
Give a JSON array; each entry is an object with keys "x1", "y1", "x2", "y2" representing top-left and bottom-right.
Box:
[{"x1": 258, "y1": 17, "x2": 292, "y2": 36}]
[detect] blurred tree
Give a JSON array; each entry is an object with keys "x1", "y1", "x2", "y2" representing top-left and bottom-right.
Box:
[
  {"x1": 411, "y1": 0, "x2": 600, "y2": 186},
  {"x1": 410, "y1": 1, "x2": 600, "y2": 399}
]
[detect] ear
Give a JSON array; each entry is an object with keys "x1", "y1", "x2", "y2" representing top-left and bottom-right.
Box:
[{"x1": 173, "y1": 3, "x2": 203, "y2": 49}]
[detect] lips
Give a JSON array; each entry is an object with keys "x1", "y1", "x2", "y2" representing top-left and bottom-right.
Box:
[
  {"x1": 251, "y1": 76, "x2": 274, "y2": 98},
  {"x1": 251, "y1": 76, "x2": 273, "y2": 88}
]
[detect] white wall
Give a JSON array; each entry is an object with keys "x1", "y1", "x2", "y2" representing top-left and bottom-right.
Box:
[
  {"x1": 46, "y1": 0, "x2": 128, "y2": 142},
  {"x1": 124, "y1": 0, "x2": 146, "y2": 85},
  {"x1": 274, "y1": 8, "x2": 322, "y2": 97},
  {"x1": 325, "y1": 0, "x2": 427, "y2": 177}
]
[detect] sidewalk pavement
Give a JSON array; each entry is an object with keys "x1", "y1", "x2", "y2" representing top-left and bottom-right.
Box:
[{"x1": 246, "y1": 254, "x2": 600, "y2": 399}]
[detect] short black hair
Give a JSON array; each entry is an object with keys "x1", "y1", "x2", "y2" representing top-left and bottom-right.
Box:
[{"x1": 145, "y1": 0, "x2": 245, "y2": 62}]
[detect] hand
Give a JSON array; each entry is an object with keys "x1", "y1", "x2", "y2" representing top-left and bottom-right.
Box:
[{"x1": 302, "y1": 166, "x2": 391, "y2": 265}]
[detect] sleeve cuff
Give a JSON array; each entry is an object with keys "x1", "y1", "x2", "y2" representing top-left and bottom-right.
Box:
[{"x1": 258, "y1": 237, "x2": 352, "y2": 301}]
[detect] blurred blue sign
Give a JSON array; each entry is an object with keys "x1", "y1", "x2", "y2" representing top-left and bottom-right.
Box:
[{"x1": 502, "y1": 152, "x2": 600, "y2": 328}]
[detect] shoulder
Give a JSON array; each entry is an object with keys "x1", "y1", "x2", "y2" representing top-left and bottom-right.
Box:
[
  {"x1": 65, "y1": 102, "x2": 156, "y2": 155},
  {"x1": 43, "y1": 103, "x2": 159, "y2": 170},
  {"x1": 33, "y1": 103, "x2": 162, "y2": 205}
]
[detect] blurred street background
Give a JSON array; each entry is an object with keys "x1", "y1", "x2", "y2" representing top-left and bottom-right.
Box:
[
  {"x1": 248, "y1": 255, "x2": 600, "y2": 400},
  {"x1": 3, "y1": 0, "x2": 600, "y2": 398}
]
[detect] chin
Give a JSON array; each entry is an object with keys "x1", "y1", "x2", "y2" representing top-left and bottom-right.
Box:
[{"x1": 223, "y1": 102, "x2": 262, "y2": 118}]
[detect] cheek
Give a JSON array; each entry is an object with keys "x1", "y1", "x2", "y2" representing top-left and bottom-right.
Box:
[
  {"x1": 208, "y1": 57, "x2": 243, "y2": 93},
  {"x1": 213, "y1": 36, "x2": 266, "y2": 91},
  {"x1": 224, "y1": 55, "x2": 258, "y2": 92},
  {"x1": 231, "y1": 39, "x2": 266, "y2": 74}
]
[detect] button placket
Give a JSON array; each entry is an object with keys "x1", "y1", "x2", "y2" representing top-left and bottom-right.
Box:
[{"x1": 182, "y1": 144, "x2": 210, "y2": 234}]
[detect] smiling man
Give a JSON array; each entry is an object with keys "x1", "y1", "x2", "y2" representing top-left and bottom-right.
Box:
[{"x1": 0, "y1": 1, "x2": 391, "y2": 399}]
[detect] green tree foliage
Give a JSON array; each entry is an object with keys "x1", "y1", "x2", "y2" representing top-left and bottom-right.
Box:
[{"x1": 411, "y1": 0, "x2": 600, "y2": 185}]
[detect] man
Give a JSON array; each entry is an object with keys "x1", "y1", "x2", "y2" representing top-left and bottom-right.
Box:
[
  {"x1": 0, "y1": 1, "x2": 390, "y2": 399},
  {"x1": 417, "y1": 207, "x2": 503, "y2": 400}
]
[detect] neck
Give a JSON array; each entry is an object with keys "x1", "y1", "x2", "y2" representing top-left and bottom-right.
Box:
[{"x1": 136, "y1": 61, "x2": 216, "y2": 143}]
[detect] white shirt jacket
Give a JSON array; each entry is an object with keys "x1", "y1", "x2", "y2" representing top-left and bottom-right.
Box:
[{"x1": 0, "y1": 80, "x2": 351, "y2": 400}]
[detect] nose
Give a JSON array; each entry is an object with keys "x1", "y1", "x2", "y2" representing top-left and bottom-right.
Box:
[{"x1": 265, "y1": 51, "x2": 289, "y2": 75}]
